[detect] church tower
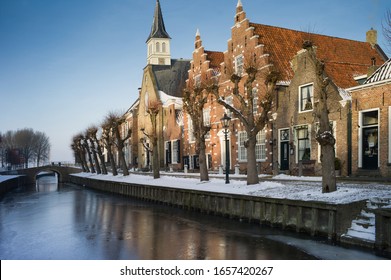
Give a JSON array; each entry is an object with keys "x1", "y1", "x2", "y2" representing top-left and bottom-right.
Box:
[{"x1": 146, "y1": 0, "x2": 171, "y2": 65}]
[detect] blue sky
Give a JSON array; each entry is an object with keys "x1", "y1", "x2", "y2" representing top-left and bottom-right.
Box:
[{"x1": 0, "y1": 0, "x2": 389, "y2": 162}]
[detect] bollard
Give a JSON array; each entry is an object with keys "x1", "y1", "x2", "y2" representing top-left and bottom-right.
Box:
[{"x1": 235, "y1": 164, "x2": 240, "y2": 175}]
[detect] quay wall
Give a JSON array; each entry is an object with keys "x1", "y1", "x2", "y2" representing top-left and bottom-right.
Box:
[
  {"x1": 0, "y1": 176, "x2": 26, "y2": 196},
  {"x1": 69, "y1": 175, "x2": 366, "y2": 241}
]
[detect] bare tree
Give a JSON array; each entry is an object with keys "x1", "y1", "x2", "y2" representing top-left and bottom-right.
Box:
[
  {"x1": 71, "y1": 134, "x2": 90, "y2": 172},
  {"x1": 142, "y1": 100, "x2": 162, "y2": 179},
  {"x1": 183, "y1": 77, "x2": 212, "y2": 182},
  {"x1": 101, "y1": 119, "x2": 118, "y2": 176},
  {"x1": 104, "y1": 112, "x2": 132, "y2": 176},
  {"x1": 383, "y1": 9, "x2": 391, "y2": 53},
  {"x1": 87, "y1": 125, "x2": 107, "y2": 175},
  {"x1": 210, "y1": 54, "x2": 280, "y2": 185},
  {"x1": 33, "y1": 131, "x2": 50, "y2": 167},
  {"x1": 86, "y1": 127, "x2": 101, "y2": 174},
  {"x1": 303, "y1": 42, "x2": 337, "y2": 193},
  {"x1": 14, "y1": 128, "x2": 36, "y2": 168}
]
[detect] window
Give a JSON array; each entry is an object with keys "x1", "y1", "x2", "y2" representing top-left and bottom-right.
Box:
[
  {"x1": 162, "y1": 42, "x2": 166, "y2": 53},
  {"x1": 235, "y1": 54, "x2": 244, "y2": 76},
  {"x1": 252, "y1": 88, "x2": 258, "y2": 115},
  {"x1": 238, "y1": 130, "x2": 266, "y2": 162},
  {"x1": 225, "y1": 95, "x2": 233, "y2": 118},
  {"x1": 194, "y1": 74, "x2": 201, "y2": 87},
  {"x1": 299, "y1": 84, "x2": 313, "y2": 112},
  {"x1": 255, "y1": 130, "x2": 266, "y2": 161},
  {"x1": 156, "y1": 42, "x2": 160, "y2": 52},
  {"x1": 203, "y1": 108, "x2": 210, "y2": 126},
  {"x1": 172, "y1": 140, "x2": 180, "y2": 163},
  {"x1": 188, "y1": 115, "x2": 195, "y2": 142},
  {"x1": 238, "y1": 132, "x2": 247, "y2": 161},
  {"x1": 296, "y1": 126, "x2": 311, "y2": 161}
]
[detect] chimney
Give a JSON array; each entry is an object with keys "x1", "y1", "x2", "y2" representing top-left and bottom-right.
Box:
[{"x1": 366, "y1": 28, "x2": 377, "y2": 47}]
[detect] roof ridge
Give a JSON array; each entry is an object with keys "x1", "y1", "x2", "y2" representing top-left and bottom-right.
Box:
[{"x1": 249, "y1": 22, "x2": 368, "y2": 44}]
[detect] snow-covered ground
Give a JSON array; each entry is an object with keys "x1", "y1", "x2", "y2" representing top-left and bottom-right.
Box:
[
  {"x1": 0, "y1": 175, "x2": 20, "y2": 183},
  {"x1": 71, "y1": 172, "x2": 391, "y2": 204}
]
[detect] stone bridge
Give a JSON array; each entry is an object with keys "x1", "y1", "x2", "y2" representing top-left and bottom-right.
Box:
[{"x1": 0, "y1": 164, "x2": 82, "y2": 184}]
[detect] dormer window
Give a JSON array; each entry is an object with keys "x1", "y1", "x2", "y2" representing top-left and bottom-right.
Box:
[{"x1": 299, "y1": 84, "x2": 313, "y2": 112}]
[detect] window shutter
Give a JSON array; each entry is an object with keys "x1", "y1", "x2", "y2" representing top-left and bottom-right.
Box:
[{"x1": 176, "y1": 140, "x2": 181, "y2": 163}]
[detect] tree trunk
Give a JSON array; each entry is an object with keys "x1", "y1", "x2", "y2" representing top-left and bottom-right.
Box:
[
  {"x1": 84, "y1": 142, "x2": 96, "y2": 173},
  {"x1": 107, "y1": 145, "x2": 117, "y2": 176},
  {"x1": 246, "y1": 136, "x2": 259, "y2": 185},
  {"x1": 95, "y1": 140, "x2": 107, "y2": 175},
  {"x1": 89, "y1": 140, "x2": 102, "y2": 174},
  {"x1": 199, "y1": 140, "x2": 209, "y2": 181},
  {"x1": 320, "y1": 144, "x2": 336, "y2": 193},
  {"x1": 152, "y1": 138, "x2": 160, "y2": 179}
]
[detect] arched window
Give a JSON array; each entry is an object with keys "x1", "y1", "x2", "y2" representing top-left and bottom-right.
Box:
[
  {"x1": 162, "y1": 42, "x2": 166, "y2": 53},
  {"x1": 156, "y1": 42, "x2": 160, "y2": 52},
  {"x1": 148, "y1": 44, "x2": 152, "y2": 55}
]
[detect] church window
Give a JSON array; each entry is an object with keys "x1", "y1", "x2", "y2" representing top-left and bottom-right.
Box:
[
  {"x1": 156, "y1": 42, "x2": 160, "y2": 52},
  {"x1": 162, "y1": 42, "x2": 166, "y2": 53}
]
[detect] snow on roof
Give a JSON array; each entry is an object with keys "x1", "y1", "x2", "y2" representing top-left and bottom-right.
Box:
[
  {"x1": 364, "y1": 58, "x2": 391, "y2": 84},
  {"x1": 159, "y1": 90, "x2": 183, "y2": 109}
]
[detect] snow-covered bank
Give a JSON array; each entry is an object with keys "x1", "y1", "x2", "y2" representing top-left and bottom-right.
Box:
[
  {"x1": 0, "y1": 175, "x2": 21, "y2": 183},
  {"x1": 71, "y1": 172, "x2": 391, "y2": 204}
]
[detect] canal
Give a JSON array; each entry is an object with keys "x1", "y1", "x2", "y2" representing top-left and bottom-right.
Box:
[{"x1": 0, "y1": 176, "x2": 383, "y2": 260}]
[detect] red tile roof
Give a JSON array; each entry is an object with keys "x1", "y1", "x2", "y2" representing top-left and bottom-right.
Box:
[
  {"x1": 205, "y1": 50, "x2": 224, "y2": 70},
  {"x1": 250, "y1": 23, "x2": 387, "y2": 88}
]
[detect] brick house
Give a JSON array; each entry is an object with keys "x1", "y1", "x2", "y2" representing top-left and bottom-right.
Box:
[
  {"x1": 183, "y1": 0, "x2": 387, "y2": 176},
  {"x1": 348, "y1": 58, "x2": 391, "y2": 177},
  {"x1": 136, "y1": 0, "x2": 190, "y2": 171}
]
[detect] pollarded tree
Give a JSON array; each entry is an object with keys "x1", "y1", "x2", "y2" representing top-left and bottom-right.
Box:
[
  {"x1": 142, "y1": 100, "x2": 162, "y2": 179},
  {"x1": 303, "y1": 42, "x2": 336, "y2": 193},
  {"x1": 71, "y1": 134, "x2": 89, "y2": 172},
  {"x1": 105, "y1": 112, "x2": 132, "y2": 176},
  {"x1": 383, "y1": 9, "x2": 391, "y2": 53},
  {"x1": 209, "y1": 54, "x2": 280, "y2": 185},
  {"x1": 101, "y1": 120, "x2": 118, "y2": 176},
  {"x1": 86, "y1": 127, "x2": 102, "y2": 174},
  {"x1": 87, "y1": 125, "x2": 107, "y2": 175},
  {"x1": 183, "y1": 76, "x2": 212, "y2": 182}
]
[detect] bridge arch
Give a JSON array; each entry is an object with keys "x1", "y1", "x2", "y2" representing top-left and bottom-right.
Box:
[{"x1": 1, "y1": 165, "x2": 82, "y2": 185}]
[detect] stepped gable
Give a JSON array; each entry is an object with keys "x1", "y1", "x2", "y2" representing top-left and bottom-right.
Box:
[
  {"x1": 365, "y1": 58, "x2": 391, "y2": 84},
  {"x1": 151, "y1": 59, "x2": 191, "y2": 98},
  {"x1": 205, "y1": 50, "x2": 224, "y2": 71},
  {"x1": 250, "y1": 23, "x2": 386, "y2": 88}
]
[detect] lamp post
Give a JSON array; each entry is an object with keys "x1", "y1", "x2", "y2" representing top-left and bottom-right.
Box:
[{"x1": 220, "y1": 113, "x2": 231, "y2": 184}]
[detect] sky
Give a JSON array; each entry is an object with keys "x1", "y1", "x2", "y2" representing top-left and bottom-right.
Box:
[{"x1": 0, "y1": 0, "x2": 390, "y2": 162}]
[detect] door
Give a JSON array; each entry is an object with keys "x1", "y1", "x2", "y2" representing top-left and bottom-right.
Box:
[
  {"x1": 279, "y1": 129, "x2": 290, "y2": 171},
  {"x1": 362, "y1": 127, "x2": 378, "y2": 169},
  {"x1": 280, "y1": 142, "x2": 289, "y2": 170}
]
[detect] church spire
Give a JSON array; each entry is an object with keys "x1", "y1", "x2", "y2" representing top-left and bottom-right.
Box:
[
  {"x1": 146, "y1": 0, "x2": 171, "y2": 42},
  {"x1": 146, "y1": 0, "x2": 171, "y2": 65}
]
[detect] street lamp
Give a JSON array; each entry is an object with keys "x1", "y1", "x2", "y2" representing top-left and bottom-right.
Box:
[{"x1": 220, "y1": 113, "x2": 231, "y2": 184}]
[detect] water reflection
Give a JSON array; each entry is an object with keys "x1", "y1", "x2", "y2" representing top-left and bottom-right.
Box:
[
  {"x1": 36, "y1": 173, "x2": 58, "y2": 192},
  {"x1": 0, "y1": 177, "x2": 315, "y2": 260}
]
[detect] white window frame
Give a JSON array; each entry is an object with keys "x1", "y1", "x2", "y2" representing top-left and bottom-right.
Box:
[
  {"x1": 225, "y1": 95, "x2": 233, "y2": 118},
  {"x1": 299, "y1": 83, "x2": 314, "y2": 113},
  {"x1": 172, "y1": 140, "x2": 179, "y2": 164},
  {"x1": 235, "y1": 54, "x2": 244, "y2": 76},
  {"x1": 238, "y1": 130, "x2": 266, "y2": 162},
  {"x1": 187, "y1": 114, "x2": 195, "y2": 142},
  {"x1": 294, "y1": 125, "x2": 311, "y2": 163}
]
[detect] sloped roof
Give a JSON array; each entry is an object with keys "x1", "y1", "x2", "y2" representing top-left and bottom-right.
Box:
[
  {"x1": 365, "y1": 58, "x2": 391, "y2": 84},
  {"x1": 205, "y1": 50, "x2": 224, "y2": 70},
  {"x1": 250, "y1": 23, "x2": 387, "y2": 88},
  {"x1": 146, "y1": 0, "x2": 171, "y2": 42},
  {"x1": 151, "y1": 59, "x2": 191, "y2": 98}
]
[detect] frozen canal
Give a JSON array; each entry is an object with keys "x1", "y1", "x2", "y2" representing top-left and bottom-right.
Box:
[{"x1": 0, "y1": 176, "x2": 385, "y2": 260}]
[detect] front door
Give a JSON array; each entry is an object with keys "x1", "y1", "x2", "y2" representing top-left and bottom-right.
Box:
[
  {"x1": 362, "y1": 127, "x2": 378, "y2": 169},
  {"x1": 279, "y1": 129, "x2": 290, "y2": 171},
  {"x1": 280, "y1": 142, "x2": 289, "y2": 170}
]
